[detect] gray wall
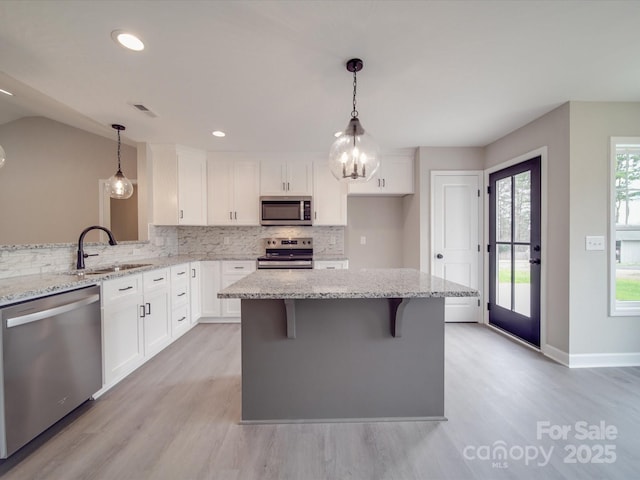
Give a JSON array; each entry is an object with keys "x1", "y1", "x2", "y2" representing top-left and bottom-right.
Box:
[
  {"x1": 404, "y1": 147, "x2": 484, "y2": 274},
  {"x1": 346, "y1": 196, "x2": 405, "y2": 269},
  {"x1": 0, "y1": 116, "x2": 137, "y2": 244},
  {"x1": 569, "y1": 102, "x2": 640, "y2": 355},
  {"x1": 484, "y1": 102, "x2": 570, "y2": 353}
]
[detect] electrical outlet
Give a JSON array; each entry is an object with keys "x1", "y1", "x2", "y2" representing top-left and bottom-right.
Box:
[
  {"x1": 360, "y1": 236, "x2": 367, "y2": 245},
  {"x1": 585, "y1": 236, "x2": 605, "y2": 251},
  {"x1": 223, "y1": 237, "x2": 230, "y2": 245}
]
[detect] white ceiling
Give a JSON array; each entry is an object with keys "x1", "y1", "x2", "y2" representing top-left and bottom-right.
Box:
[{"x1": 1, "y1": 0, "x2": 639, "y2": 152}]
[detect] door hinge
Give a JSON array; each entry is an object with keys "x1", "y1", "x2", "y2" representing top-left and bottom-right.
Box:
[{"x1": 487, "y1": 186, "x2": 491, "y2": 194}]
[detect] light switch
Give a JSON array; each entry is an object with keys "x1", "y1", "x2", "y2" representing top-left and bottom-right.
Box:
[
  {"x1": 360, "y1": 236, "x2": 367, "y2": 245},
  {"x1": 585, "y1": 236, "x2": 605, "y2": 251}
]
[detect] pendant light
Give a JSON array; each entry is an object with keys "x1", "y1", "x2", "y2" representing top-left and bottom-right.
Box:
[
  {"x1": 108, "y1": 124, "x2": 134, "y2": 199},
  {"x1": 328, "y1": 58, "x2": 380, "y2": 182},
  {"x1": 0, "y1": 144, "x2": 5, "y2": 169}
]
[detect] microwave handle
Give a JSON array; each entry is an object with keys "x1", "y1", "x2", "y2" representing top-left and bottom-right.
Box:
[{"x1": 300, "y1": 201, "x2": 304, "y2": 220}]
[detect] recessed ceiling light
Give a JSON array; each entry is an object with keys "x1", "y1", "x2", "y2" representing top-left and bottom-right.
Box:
[
  {"x1": 212, "y1": 131, "x2": 226, "y2": 137},
  {"x1": 0, "y1": 88, "x2": 13, "y2": 96},
  {"x1": 111, "y1": 30, "x2": 144, "y2": 51}
]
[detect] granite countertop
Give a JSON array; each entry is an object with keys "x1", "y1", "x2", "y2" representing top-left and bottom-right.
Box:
[
  {"x1": 0, "y1": 254, "x2": 258, "y2": 306},
  {"x1": 217, "y1": 268, "x2": 478, "y2": 300}
]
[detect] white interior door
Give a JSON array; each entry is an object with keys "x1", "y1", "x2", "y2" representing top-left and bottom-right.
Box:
[{"x1": 432, "y1": 172, "x2": 482, "y2": 322}]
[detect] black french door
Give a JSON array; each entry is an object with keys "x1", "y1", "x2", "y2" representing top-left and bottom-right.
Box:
[{"x1": 488, "y1": 157, "x2": 541, "y2": 347}]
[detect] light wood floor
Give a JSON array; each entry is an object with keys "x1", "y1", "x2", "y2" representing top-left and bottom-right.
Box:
[{"x1": 1, "y1": 323, "x2": 639, "y2": 480}]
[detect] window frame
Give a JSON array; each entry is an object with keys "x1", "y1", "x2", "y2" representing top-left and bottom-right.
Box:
[{"x1": 609, "y1": 137, "x2": 640, "y2": 316}]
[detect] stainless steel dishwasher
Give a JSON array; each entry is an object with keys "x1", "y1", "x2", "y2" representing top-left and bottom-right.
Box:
[{"x1": 0, "y1": 285, "x2": 101, "y2": 458}]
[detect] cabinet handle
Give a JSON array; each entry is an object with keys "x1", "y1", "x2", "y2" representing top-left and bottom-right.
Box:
[
  {"x1": 326, "y1": 266, "x2": 336, "y2": 269},
  {"x1": 191, "y1": 268, "x2": 196, "y2": 278},
  {"x1": 282, "y1": 182, "x2": 286, "y2": 191},
  {"x1": 178, "y1": 292, "x2": 187, "y2": 297},
  {"x1": 382, "y1": 178, "x2": 386, "y2": 187},
  {"x1": 234, "y1": 211, "x2": 237, "y2": 220},
  {"x1": 119, "y1": 286, "x2": 134, "y2": 292},
  {"x1": 140, "y1": 305, "x2": 146, "y2": 318},
  {"x1": 314, "y1": 211, "x2": 317, "y2": 220},
  {"x1": 146, "y1": 302, "x2": 151, "y2": 315},
  {"x1": 178, "y1": 316, "x2": 186, "y2": 322},
  {"x1": 177, "y1": 271, "x2": 186, "y2": 276},
  {"x1": 234, "y1": 266, "x2": 245, "y2": 270},
  {"x1": 378, "y1": 179, "x2": 381, "y2": 187},
  {"x1": 287, "y1": 182, "x2": 290, "y2": 191},
  {"x1": 153, "y1": 277, "x2": 164, "y2": 282},
  {"x1": 180, "y1": 209, "x2": 184, "y2": 219},
  {"x1": 229, "y1": 211, "x2": 233, "y2": 220}
]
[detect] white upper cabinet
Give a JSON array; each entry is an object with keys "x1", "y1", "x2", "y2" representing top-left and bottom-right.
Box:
[
  {"x1": 348, "y1": 155, "x2": 415, "y2": 196},
  {"x1": 207, "y1": 155, "x2": 260, "y2": 225},
  {"x1": 260, "y1": 160, "x2": 312, "y2": 196},
  {"x1": 150, "y1": 144, "x2": 207, "y2": 225},
  {"x1": 313, "y1": 160, "x2": 347, "y2": 225}
]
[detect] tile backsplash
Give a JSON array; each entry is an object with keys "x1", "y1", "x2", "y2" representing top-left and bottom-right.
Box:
[{"x1": 0, "y1": 224, "x2": 344, "y2": 279}]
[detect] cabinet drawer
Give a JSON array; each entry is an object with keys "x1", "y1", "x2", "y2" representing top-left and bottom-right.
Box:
[
  {"x1": 222, "y1": 261, "x2": 256, "y2": 275},
  {"x1": 314, "y1": 261, "x2": 347, "y2": 270},
  {"x1": 172, "y1": 281, "x2": 189, "y2": 307},
  {"x1": 102, "y1": 275, "x2": 142, "y2": 304},
  {"x1": 172, "y1": 304, "x2": 190, "y2": 326},
  {"x1": 143, "y1": 268, "x2": 170, "y2": 292},
  {"x1": 171, "y1": 264, "x2": 190, "y2": 281}
]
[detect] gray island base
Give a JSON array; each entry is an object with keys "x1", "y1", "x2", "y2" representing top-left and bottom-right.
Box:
[{"x1": 218, "y1": 269, "x2": 478, "y2": 423}]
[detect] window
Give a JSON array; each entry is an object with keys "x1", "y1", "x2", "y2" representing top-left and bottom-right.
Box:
[{"x1": 610, "y1": 137, "x2": 640, "y2": 315}]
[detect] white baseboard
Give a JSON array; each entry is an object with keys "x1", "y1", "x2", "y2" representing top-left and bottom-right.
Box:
[
  {"x1": 542, "y1": 344, "x2": 570, "y2": 367},
  {"x1": 198, "y1": 316, "x2": 240, "y2": 324},
  {"x1": 543, "y1": 344, "x2": 640, "y2": 368}
]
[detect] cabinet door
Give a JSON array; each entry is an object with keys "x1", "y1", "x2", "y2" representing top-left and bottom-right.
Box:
[
  {"x1": 150, "y1": 144, "x2": 179, "y2": 225},
  {"x1": 221, "y1": 261, "x2": 255, "y2": 319},
  {"x1": 233, "y1": 161, "x2": 260, "y2": 225},
  {"x1": 286, "y1": 160, "x2": 313, "y2": 195},
  {"x1": 177, "y1": 148, "x2": 207, "y2": 225},
  {"x1": 260, "y1": 161, "x2": 287, "y2": 195},
  {"x1": 190, "y1": 262, "x2": 202, "y2": 323},
  {"x1": 380, "y1": 157, "x2": 414, "y2": 194},
  {"x1": 143, "y1": 287, "x2": 171, "y2": 358},
  {"x1": 207, "y1": 159, "x2": 234, "y2": 225},
  {"x1": 200, "y1": 261, "x2": 222, "y2": 317},
  {"x1": 347, "y1": 173, "x2": 381, "y2": 195},
  {"x1": 171, "y1": 303, "x2": 191, "y2": 338},
  {"x1": 313, "y1": 161, "x2": 347, "y2": 225},
  {"x1": 103, "y1": 294, "x2": 144, "y2": 386}
]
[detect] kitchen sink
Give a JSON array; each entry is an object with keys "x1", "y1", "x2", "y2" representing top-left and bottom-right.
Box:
[{"x1": 73, "y1": 263, "x2": 153, "y2": 275}]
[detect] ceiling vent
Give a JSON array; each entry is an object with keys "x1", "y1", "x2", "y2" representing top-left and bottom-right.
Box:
[{"x1": 131, "y1": 103, "x2": 157, "y2": 118}]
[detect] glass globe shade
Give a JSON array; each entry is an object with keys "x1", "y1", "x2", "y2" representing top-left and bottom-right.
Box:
[
  {"x1": 0, "y1": 144, "x2": 5, "y2": 169},
  {"x1": 108, "y1": 170, "x2": 134, "y2": 199},
  {"x1": 328, "y1": 119, "x2": 380, "y2": 182}
]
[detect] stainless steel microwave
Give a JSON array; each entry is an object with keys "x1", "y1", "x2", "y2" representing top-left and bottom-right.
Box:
[{"x1": 260, "y1": 196, "x2": 312, "y2": 226}]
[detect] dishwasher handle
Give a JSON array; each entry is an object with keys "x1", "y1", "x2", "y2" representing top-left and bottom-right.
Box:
[{"x1": 6, "y1": 294, "x2": 100, "y2": 328}]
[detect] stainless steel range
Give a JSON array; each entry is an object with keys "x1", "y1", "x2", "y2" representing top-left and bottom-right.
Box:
[{"x1": 257, "y1": 238, "x2": 313, "y2": 269}]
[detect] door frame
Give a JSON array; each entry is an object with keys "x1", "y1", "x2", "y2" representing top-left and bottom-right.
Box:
[
  {"x1": 430, "y1": 170, "x2": 484, "y2": 322},
  {"x1": 484, "y1": 146, "x2": 548, "y2": 351}
]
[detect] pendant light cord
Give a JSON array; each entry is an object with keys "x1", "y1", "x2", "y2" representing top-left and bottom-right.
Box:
[
  {"x1": 351, "y1": 69, "x2": 358, "y2": 119},
  {"x1": 116, "y1": 128, "x2": 122, "y2": 172}
]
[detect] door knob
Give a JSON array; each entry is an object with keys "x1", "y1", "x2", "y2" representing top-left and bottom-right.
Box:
[
  {"x1": 436, "y1": 253, "x2": 444, "y2": 259},
  {"x1": 529, "y1": 258, "x2": 541, "y2": 264}
]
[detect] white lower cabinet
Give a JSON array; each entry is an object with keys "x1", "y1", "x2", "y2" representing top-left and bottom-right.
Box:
[
  {"x1": 170, "y1": 264, "x2": 191, "y2": 338},
  {"x1": 141, "y1": 269, "x2": 171, "y2": 359},
  {"x1": 314, "y1": 260, "x2": 349, "y2": 270},
  {"x1": 102, "y1": 275, "x2": 145, "y2": 387},
  {"x1": 190, "y1": 262, "x2": 202, "y2": 323},
  {"x1": 221, "y1": 261, "x2": 256, "y2": 320},
  {"x1": 199, "y1": 260, "x2": 255, "y2": 322}
]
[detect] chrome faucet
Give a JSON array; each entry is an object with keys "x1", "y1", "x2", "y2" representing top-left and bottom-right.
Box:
[{"x1": 76, "y1": 225, "x2": 118, "y2": 270}]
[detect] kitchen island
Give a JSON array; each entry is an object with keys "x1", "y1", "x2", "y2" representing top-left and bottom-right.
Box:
[{"x1": 218, "y1": 268, "x2": 478, "y2": 423}]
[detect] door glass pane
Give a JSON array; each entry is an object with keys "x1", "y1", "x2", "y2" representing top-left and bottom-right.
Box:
[
  {"x1": 496, "y1": 244, "x2": 512, "y2": 309},
  {"x1": 514, "y1": 245, "x2": 531, "y2": 317},
  {"x1": 514, "y1": 171, "x2": 531, "y2": 243},
  {"x1": 497, "y1": 178, "x2": 512, "y2": 242}
]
